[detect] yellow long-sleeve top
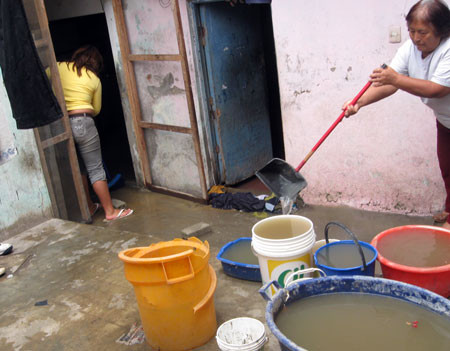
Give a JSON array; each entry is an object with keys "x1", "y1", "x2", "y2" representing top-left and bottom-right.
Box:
[{"x1": 56, "y1": 62, "x2": 102, "y2": 116}]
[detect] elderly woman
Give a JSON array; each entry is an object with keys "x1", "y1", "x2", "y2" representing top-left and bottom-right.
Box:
[
  {"x1": 57, "y1": 46, "x2": 133, "y2": 222},
  {"x1": 344, "y1": 0, "x2": 450, "y2": 228}
]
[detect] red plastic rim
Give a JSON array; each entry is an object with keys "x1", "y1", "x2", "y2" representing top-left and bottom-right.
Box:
[{"x1": 370, "y1": 225, "x2": 450, "y2": 274}]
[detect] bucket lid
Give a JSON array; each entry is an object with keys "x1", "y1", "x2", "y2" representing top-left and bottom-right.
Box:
[{"x1": 118, "y1": 237, "x2": 210, "y2": 285}]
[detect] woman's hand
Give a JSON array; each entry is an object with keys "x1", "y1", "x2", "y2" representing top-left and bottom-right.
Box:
[
  {"x1": 370, "y1": 66, "x2": 398, "y2": 87},
  {"x1": 342, "y1": 100, "x2": 360, "y2": 117}
]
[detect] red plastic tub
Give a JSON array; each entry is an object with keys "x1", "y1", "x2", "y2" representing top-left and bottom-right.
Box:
[{"x1": 371, "y1": 225, "x2": 450, "y2": 297}]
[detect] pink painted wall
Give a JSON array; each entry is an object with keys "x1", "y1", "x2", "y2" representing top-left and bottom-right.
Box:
[{"x1": 271, "y1": 0, "x2": 448, "y2": 216}]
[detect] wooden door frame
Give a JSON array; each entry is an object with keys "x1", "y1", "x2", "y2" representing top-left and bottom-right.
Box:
[{"x1": 24, "y1": 0, "x2": 90, "y2": 222}]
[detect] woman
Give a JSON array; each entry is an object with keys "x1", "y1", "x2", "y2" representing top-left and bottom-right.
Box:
[
  {"x1": 57, "y1": 45, "x2": 133, "y2": 222},
  {"x1": 344, "y1": 0, "x2": 450, "y2": 228}
]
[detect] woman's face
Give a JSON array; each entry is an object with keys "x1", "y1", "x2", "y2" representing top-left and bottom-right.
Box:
[{"x1": 408, "y1": 19, "x2": 441, "y2": 58}]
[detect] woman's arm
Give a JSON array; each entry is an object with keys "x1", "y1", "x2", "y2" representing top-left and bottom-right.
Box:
[
  {"x1": 344, "y1": 84, "x2": 398, "y2": 116},
  {"x1": 92, "y1": 80, "x2": 102, "y2": 116},
  {"x1": 371, "y1": 66, "x2": 450, "y2": 98}
]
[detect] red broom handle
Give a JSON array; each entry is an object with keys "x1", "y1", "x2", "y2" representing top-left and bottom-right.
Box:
[{"x1": 295, "y1": 81, "x2": 372, "y2": 172}]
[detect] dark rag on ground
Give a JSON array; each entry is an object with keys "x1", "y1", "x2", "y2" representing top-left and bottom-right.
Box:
[{"x1": 209, "y1": 192, "x2": 266, "y2": 212}]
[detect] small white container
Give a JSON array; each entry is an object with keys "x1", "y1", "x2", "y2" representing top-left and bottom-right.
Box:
[{"x1": 216, "y1": 317, "x2": 268, "y2": 351}]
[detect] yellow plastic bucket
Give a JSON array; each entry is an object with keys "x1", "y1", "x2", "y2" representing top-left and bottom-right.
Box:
[{"x1": 118, "y1": 237, "x2": 217, "y2": 351}]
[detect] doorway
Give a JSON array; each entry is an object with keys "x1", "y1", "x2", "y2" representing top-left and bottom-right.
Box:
[
  {"x1": 48, "y1": 13, "x2": 135, "y2": 186},
  {"x1": 192, "y1": 1, "x2": 283, "y2": 185}
]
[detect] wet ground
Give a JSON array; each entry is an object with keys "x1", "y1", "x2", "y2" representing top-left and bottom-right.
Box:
[{"x1": 0, "y1": 181, "x2": 437, "y2": 350}]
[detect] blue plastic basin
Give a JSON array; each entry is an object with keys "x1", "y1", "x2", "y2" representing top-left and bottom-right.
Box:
[
  {"x1": 314, "y1": 240, "x2": 378, "y2": 276},
  {"x1": 217, "y1": 237, "x2": 262, "y2": 282}
]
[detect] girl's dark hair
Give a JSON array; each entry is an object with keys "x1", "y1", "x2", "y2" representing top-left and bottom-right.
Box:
[
  {"x1": 406, "y1": 0, "x2": 450, "y2": 39},
  {"x1": 69, "y1": 45, "x2": 104, "y2": 77}
]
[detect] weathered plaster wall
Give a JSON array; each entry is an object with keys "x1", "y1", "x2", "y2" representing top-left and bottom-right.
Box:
[
  {"x1": 0, "y1": 75, "x2": 52, "y2": 240},
  {"x1": 272, "y1": 0, "x2": 448, "y2": 216}
]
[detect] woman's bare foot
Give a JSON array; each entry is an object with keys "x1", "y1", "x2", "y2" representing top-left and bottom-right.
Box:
[{"x1": 104, "y1": 208, "x2": 134, "y2": 222}]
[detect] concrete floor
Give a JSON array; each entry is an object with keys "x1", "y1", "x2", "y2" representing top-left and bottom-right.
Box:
[{"x1": 0, "y1": 184, "x2": 436, "y2": 350}]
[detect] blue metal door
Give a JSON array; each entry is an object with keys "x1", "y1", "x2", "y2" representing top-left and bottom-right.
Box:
[{"x1": 199, "y1": 2, "x2": 273, "y2": 184}]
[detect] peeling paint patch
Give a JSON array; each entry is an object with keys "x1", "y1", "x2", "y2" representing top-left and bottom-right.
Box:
[
  {"x1": 326, "y1": 192, "x2": 342, "y2": 203},
  {"x1": 0, "y1": 316, "x2": 60, "y2": 350},
  {"x1": 147, "y1": 73, "x2": 184, "y2": 99},
  {"x1": 294, "y1": 89, "x2": 311, "y2": 97}
]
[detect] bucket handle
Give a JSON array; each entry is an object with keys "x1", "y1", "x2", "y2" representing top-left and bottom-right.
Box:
[
  {"x1": 160, "y1": 249, "x2": 196, "y2": 284},
  {"x1": 324, "y1": 221, "x2": 367, "y2": 271},
  {"x1": 193, "y1": 265, "x2": 217, "y2": 314},
  {"x1": 259, "y1": 280, "x2": 282, "y2": 301},
  {"x1": 285, "y1": 268, "x2": 327, "y2": 288}
]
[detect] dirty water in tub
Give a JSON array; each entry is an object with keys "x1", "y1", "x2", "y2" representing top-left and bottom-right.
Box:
[
  {"x1": 377, "y1": 230, "x2": 450, "y2": 267},
  {"x1": 221, "y1": 240, "x2": 259, "y2": 265},
  {"x1": 275, "y1": 293, "x2": 450, "y2": 351},
  {"x1": 315, "y1": 243, "x2": 375, "y2": 268},
  {"x1": 253, "y1": 216, "x2": 311, "y2": 240}
]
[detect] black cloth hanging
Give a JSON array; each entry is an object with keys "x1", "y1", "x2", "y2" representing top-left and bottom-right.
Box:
[{"x1": 0, "y1": 0, "x2": 63, "y2": 129}]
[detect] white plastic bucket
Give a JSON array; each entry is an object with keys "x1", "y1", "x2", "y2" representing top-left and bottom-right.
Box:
[
  {"x1": 216, "y1": 317, "x2": 268, "y2": 351},
  {"x1": 252, "y1": 215, "x2": 316, "y2": 296}
]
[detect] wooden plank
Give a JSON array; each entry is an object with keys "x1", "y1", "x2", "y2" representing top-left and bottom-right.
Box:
[
  {"x1": 33, "y1": 129, "x2": 62, "y2": 219},
  {"x1": 172, "y1": 0, "x2": 208, "y2": 199},
  {"x1": 139, "y1": 121, "x2": 192, "y2": 134},
  {"x1": 129, "y1": 54, "x2": 181, "y2": 62},
  {"x1": 40, "y1": 132, "x2": 70, "y2": 149},
  {"x1": 112, "y1": 0, "x2": 152, "y2": 186}
]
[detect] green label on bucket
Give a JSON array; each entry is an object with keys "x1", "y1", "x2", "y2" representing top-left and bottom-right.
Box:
[
  {"x1": 277, "y1": 265, "x2": 306, "y2": 287},
  {"x1": 268, "y1": 254, "x2": 311, "y2": 289}
]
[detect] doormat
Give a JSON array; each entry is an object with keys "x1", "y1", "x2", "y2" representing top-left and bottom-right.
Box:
[{"x1": 116, "y1": 322, "x2": 145, "y2": 345}]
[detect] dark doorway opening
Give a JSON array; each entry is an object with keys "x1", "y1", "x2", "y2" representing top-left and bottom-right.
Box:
[
  {"x1": 261, "y1": 4, "x2": 284, "y2": 159},
  {"x1": 48, "y1": 13, "x2": 135, "y2": 186}
]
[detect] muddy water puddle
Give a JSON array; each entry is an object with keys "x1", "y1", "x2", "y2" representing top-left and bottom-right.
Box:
[{"x1": 275, "y1": 293, "x2": 450, "y2": 351}]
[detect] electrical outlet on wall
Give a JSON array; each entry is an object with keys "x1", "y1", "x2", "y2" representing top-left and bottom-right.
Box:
[{"x1": 389, "y1": 26, "x2": 401, "y2": 43}]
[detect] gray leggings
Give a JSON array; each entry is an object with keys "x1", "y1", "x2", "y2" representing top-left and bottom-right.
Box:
[{"x1": 70, "y1": 116, "x2": 106, "y2": 184}]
